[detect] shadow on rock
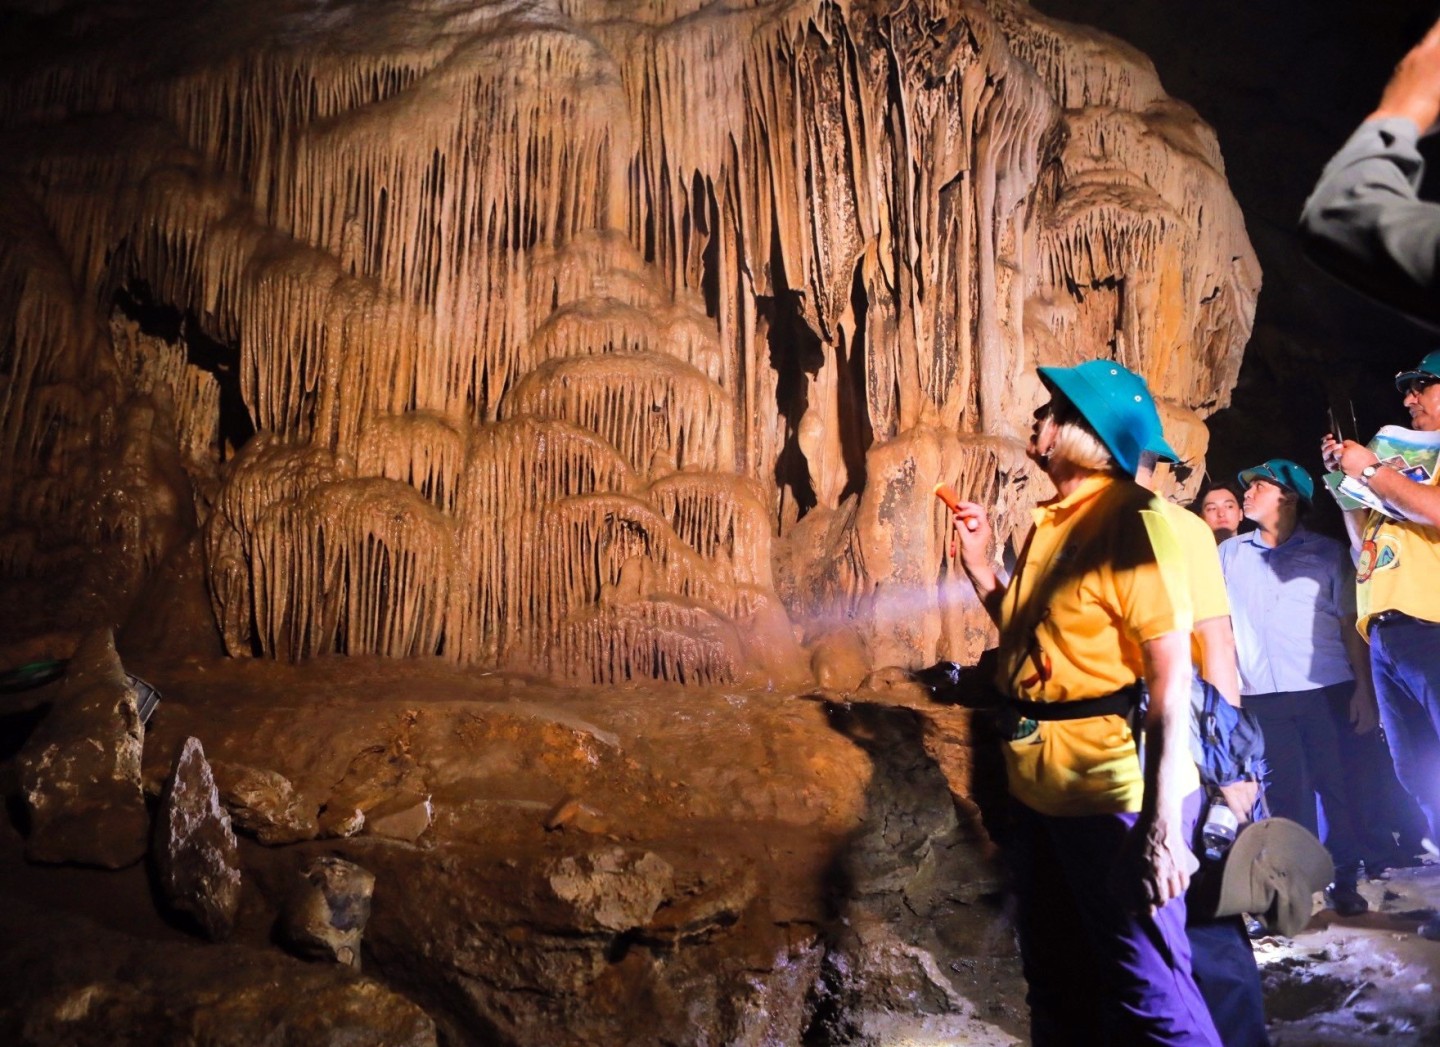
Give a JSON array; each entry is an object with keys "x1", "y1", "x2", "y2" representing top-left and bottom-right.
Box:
[{"x1": 807, "y1": 681, "x2": 1026, "y2": 1044}]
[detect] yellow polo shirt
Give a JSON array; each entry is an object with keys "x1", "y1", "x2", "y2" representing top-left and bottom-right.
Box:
[
  {"x1": 1158, "y1": 499, "x2": 1231, "y2": 669},
  {"x1": 1356, "y1": 473, "x2": 1440, "y2": 636},
  {"x1": 997, "y1": 474, "x2": 1196, "y2": 816}
]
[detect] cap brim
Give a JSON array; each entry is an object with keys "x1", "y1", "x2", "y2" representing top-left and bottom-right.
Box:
[
  {"x1": 1396, "y1": 369, "x2": 1440, "y2": 390},
  {"x1": 1237, "y1": 468, "x2": 1312, "y2": 506}
]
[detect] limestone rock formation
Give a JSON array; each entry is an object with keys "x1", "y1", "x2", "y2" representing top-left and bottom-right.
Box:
[
  {"x1": 280, "y1": 855, "x2": 377, "y2": 969},
  {"x1": 153, "y1": 735, "x2": 243, "y2": 939},
  {"x1": 211, "y1": 759, "x2": 320, "y2": 845},
  {"x1": 17, "y1": 628, "x2": 149, "y2": 868},
  {"x1": 0, "y1": 0, "x2": 1256, "y2": 681}
]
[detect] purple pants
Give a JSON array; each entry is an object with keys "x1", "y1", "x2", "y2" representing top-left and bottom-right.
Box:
[
  {"x1": 1371, "y1": 615, "x2": 1440, "y2": 845},
  {"x1": 1006, "y1": 792, "x2": 1221, "y2": 1047}
]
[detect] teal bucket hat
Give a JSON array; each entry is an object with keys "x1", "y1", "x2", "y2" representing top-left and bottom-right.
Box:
[
  {"x1": 1237, "y1": 458, "x2": 1314, "y2": 506},
  {"x1": 1395, "y1": 349, "x2": 1440, "y2": 390},
  {"x1": 1037, "y1": 360, "x2": 1176, "y2": 476}
]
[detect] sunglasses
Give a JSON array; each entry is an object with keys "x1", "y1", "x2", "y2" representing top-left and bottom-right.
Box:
[{"x1": 1399, "y1": 374, "x2": 1440, "y2": 397}]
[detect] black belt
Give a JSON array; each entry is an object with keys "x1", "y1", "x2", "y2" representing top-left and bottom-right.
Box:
[
  {"x1": 1370, "y1": 610, "x2": 1413, "y2": 631},
  {"x1": 1009, "y1": 683, "x2": 1144, "y2": 722}
]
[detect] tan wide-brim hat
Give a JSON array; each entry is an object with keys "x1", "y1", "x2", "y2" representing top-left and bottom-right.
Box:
[{"x1": 1212, "y1": 817, "x2": 1334, "y2": 937}]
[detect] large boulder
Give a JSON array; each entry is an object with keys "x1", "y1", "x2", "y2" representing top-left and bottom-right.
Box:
[{"x1": 17, "y1": 629, "x2": 149, "y2": 868}]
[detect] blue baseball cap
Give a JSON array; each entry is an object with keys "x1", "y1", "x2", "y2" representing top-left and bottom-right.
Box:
[
  {"x1": 1237, "y1": 458, "x2": 1314, "y2": 506},
  {"x1": 1395, "y1": 349, "x2": 1440, "y2": 390},
  {"x1": 1037, "y1": 360, "x2": 1176, "y2": 477}
]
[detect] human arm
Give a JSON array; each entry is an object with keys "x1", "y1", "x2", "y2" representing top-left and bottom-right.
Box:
[
  {"x1": 1333, "y1": 439, "x2": 1440, "y2": 526},
  {"x1": 1341, "y1": 614, "x2": 1380, "y2": 735},
  {"x1": 1298, "y1": 22, "x2": 1440, "y2": 325},
  {"x1": 950, "y1": 500, "x2": 1006, "y2": 623},
  {"x1": 1193, "y1": 616, "x2": 1241, "y2": 708},
  {"x1": 1122, "y1": 630, "x2": 1202, "y2": 914},
  {"x1": 1298, "y1": 20, "x2": 1440, "y2": 324}
]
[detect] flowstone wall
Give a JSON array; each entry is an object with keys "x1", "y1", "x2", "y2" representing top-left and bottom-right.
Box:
[{"x1": 0, "y1": 0, "x2": 1258, "y2": 684}]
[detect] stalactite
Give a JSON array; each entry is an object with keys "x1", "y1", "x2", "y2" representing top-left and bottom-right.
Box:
[
  {"x1": 500, "y1": 351, "x2": 734, "y2": 480},
  {"x1": 108, "y1": 315, "x2": 221, "y2": 471},
  {"x1": 0, "y1": 0, "x2": 1259, "y2": 679}
]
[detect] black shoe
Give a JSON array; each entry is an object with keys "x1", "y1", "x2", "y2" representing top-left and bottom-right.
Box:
[
  {"x1": 1420, "y1": 914, "x2": 1440, "y2": 940},
  {"x1": 1324, "y1": 882, "x2": 1369, "y2": 917}
]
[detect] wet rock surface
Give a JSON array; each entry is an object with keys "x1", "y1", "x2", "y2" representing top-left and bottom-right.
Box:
[{"x1": 16, "y1": 629, "x2": 149, "y2": 868}]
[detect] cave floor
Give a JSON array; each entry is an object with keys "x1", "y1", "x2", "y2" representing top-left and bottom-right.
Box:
[{"x1": 0, "y1": 649, "x2": 1438, "y2": 1044}]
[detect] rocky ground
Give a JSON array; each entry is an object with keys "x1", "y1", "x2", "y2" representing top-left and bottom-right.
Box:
[
  {"x1": 3, "y1": 635, "x2": 1440, "y2": 1045},
  {"x1": 0, "y1": 637, "x2": 1026, "y2": 1045}
]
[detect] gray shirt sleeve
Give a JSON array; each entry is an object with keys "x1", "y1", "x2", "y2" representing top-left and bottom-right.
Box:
[{"x1": 1299, "y1": 116, "x2": 1440, "y2": 325}]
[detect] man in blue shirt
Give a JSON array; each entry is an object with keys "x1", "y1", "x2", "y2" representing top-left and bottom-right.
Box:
[{"x1": 1218, "y1": 459, "x2": 1375, "y2": 916}]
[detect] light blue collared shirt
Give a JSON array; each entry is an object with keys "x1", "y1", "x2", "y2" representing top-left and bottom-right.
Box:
[{"x1": 1218, "y1": 526, "x2": 1357, "y2": 696}]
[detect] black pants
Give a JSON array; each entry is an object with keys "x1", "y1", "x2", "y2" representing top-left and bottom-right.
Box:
[
  {"x1": 1246, "y1": 682, "x2": 1363, "y2": 880},
  {"x1": 1323, "y1": 683, "x2": 1427, "y2": 862}
]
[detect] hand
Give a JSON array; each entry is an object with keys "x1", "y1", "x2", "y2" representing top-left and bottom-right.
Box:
[
  {"x1": 1334, "y1": 439, "x2": 1381, "y2": 480},
  {"x1": 1372, "y1": 18, "x2": 1440, "y2": 133},
  {"x1": 1115, "y1": 813, "x2": 1198, "y2": 915},
  {"x1": 1351, "y1": 689, "x2": 1380, "y2": 735},
  {"x1": 949, "y1": 499, "x2": 993, "y2": 569},
  {"x1": 1321, "y1": 433, "x2": 1344, "y2": 473},
  {"x1": 1218, "y1": 779, "x2": 1261, "y2": 827}
]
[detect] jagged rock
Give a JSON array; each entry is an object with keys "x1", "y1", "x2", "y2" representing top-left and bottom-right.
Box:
[
  {"x1": 319, "y1": 805, "x2": 366, "y2": 838},
  {"x1": 211, "y1": 760, "x2": 319, "y2": 845},
  {"x1": 0, "y1": 896, "x2": 435, "y2": 1047},
  {"x1": 17, "y1": 629, "x2": 149, "y2": 868},
  {"x1": 363, "y1": 791, "x2": 432, "y2": 843},
  {"x1": 153, "y1": 736, "x2": 242, "y2": 939},
  {"x1": 545, "y1": 846, "x2": 675, "y2": 933},
  {"x1": 280, "y1": 856, "x2": 376, "y2": 969},
  {"x1": 542, "y1": 794, "x2": 612, "y2": 835}
]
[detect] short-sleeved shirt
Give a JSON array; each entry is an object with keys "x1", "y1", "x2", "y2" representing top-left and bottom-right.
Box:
[
  {"x1": 1158, "y1": 500, "x2": 1230, "y2": 670},
  {"x1": 1218, "y1": 526, "x2": 1356, "y2": 695},
  {"x1": 997, "y1": 474, "x2": 1196, "y2": 817},
  {"x1": 1356, "y1": 481, "x2": 1440, "y2": 636}
]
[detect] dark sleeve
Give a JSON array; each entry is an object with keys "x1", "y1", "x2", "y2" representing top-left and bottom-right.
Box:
[{"x1": 1298, "y1": 117, "x2": 1440, "y2": 326}]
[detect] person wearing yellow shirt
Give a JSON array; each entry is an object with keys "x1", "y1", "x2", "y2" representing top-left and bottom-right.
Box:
[
  {"x1": 1137, "y1": 449, "x2": 1268, "y2": 1047},
  {"x1": 948, "y1": 361, "x2": 1219, "y2": 1047},
  {"x1": 1323, "y1": 349, "x2": 1440, "y2": 937}
]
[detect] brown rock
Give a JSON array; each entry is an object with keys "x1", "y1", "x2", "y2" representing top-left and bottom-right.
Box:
[
  {"x1": 363, "y1": 791, "x2": 432, "y2": 843},
  {"x1": 211, "y1": 760, "x2": 319, "y2": 845},
  {"x1": 545, "y1": 846, "x2": 674, "y2": 933},
  {"x1": 17, "y1": 628, "x2": 149, "y2": 868},
  {"x1": 280, "y1": 856, "x2": 376, "y2": 969},
  {"x1": 153, "y1": 736, "x2": 242, "y2": 939}
]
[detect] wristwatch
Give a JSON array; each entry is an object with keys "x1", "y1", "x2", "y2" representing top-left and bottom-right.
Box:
[{"x1": 1359, "y1": 463, "x2": 1382, "y2": 486}]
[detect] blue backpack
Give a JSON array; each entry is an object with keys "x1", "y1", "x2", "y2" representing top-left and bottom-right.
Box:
[{"x1": 1190, "y1": 674, "x2": 1268, "y2": 823}]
